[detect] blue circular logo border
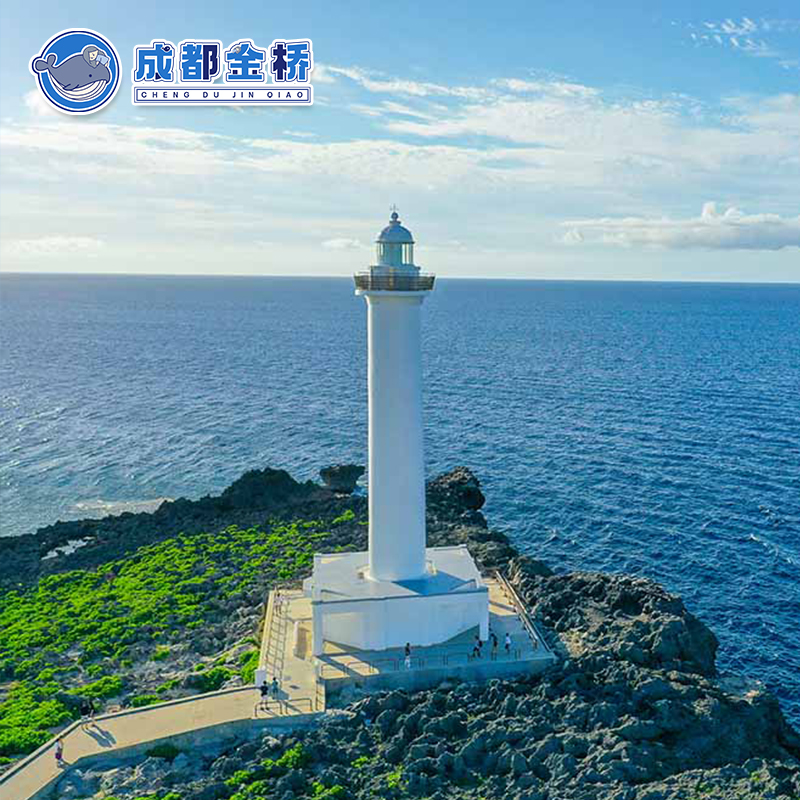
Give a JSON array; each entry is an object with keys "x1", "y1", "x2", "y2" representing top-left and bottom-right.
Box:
[{"x1": 30, "y1": 29, "x2": 121, "y2": 115}]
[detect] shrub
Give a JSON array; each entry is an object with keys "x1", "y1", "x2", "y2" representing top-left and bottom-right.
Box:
[
  {"x1": 0, "y1": 682, "x2": 72, "y2": 757},
  {"x1": 69, "y1": 675, "x2": 123, "y2": 700},
  {"x1": 146, "y1": 742, "x2": 182, "y2": 761},
  {"x1": 155, "y1": 678, "x2": 180, "y2": 695},
  {"x1": 152, "y1": 645, "x2": 171, "y2": 661},
  {"x1": 275, "y1": 742, "x2": 309, "y2": 770},
  {"x1": 311, "y1": 782, "x2": 347, "y2": 798},
  {"x1": 191, "y1": 666, "x2": 232, "y2": 693},
  {"x1": 332, "y1": 509, "x2": 355, "y2": 526},
  {"x1": 130, "y1": 694, "x2": 160, "y2": 708},
  {"x1": 385, "y1": 766, "x2": 404, "y2": 789},
  {"x1": 238, "y1": 649, "x2": 259, "y2": 684}
]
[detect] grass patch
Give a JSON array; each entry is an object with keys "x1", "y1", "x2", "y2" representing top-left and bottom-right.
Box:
[{"x1": 0, "y1": 520, "x2": 339, "y2": 756}]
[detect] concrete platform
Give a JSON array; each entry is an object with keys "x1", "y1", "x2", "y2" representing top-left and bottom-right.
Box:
[
  {"x1": 305, "y1": 545, "x2": 489, "y2": 653},
  {"x1": 259, "y1": 573, "x2": 556, "y2": 704}
]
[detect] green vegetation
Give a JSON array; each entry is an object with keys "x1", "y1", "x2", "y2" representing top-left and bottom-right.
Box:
[
  {"x1": 130, "y1": 694, "x2": 160, "y2": 708},
  {"x1": 351, "y1": 755, "x2": 374, "y2": 768},
  {"x1": 226, "y1": 744, "x2": 311, "y2": 795},
  {"x1": 191, "y1": 665, "x2": 233, "y2": 693},
  {"x1": 332, "y1": 509, "x2": 356, "y2": 525},
  {"x1": 385, "y1": 766, "x2": 404, "y2": 790},
  {"x1": 311, "y1": 782, "x2": 347, "y2": 798},
  {"x1": 238, "y1": 649, "x2": 260, "y2": 684},
  {"x1": 0, "y1": 520, "x2": 336, "y2": 757},
  {"x1": 68, "y1": 674, "x2": 124, "y2": 700},
  {"x1": 0, "y1": 683, "x2": 72, "y2": 756},
  {"x1": 156, "y1": 678, "x2": 181, "y2": 694},
  {"x1": 152, "y1": 645, "x2": 171, "y2": 661},
  {"x1": 146, "y1": 742, "x2": 183, "y2": 761}
]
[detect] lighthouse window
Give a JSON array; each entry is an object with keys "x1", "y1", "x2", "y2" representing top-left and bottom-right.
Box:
[{"x1": 402, "y1": 243, "x2": 414, "y2": 264}]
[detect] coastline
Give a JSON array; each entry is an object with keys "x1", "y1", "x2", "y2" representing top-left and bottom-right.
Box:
[{"x1": 1, "y1": 466, "x2": 798, "y2": 799}]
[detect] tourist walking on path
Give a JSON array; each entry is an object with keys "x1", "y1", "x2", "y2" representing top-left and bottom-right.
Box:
[
  {"x1": 271, "y1": 676, "x2": 280, "y2": 698},
  {"x1": 55, "y1": 737, "x2": 64, "y2": 767},
  {"x1": 473, "y1": 634, "x2": 482, "y2": 659},
  {"x1": 504, "y1": 632, "x2": 511, "y2": 655},
  {"x1": 257, "y1": 678, "x2": 270, "y2": 715},
  {"x1": 404, "y1": 642, "x2": 412, "y2": 669},
  {"x1": 490, "y1": 631, "x2": 498, "y2": 658}
]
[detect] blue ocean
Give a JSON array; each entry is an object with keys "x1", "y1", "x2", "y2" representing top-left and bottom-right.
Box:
[{"x1": 1, "y1": 275, "x2": 799, "y2": 724}]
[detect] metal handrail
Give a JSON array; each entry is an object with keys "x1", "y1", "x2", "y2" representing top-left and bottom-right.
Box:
[
  {"x1": 253, "y1": 694, "x2": 317, "y2": 717},
  {"x1": 493, "y1": 570, "x2": 553, "y2": 655},
  {"x1": 317, "y1": 646, "x2": 524, "y2": 679},
  {"x1": 354, "y1": 273, "x2": 435, "y2": 292},
  {"x1": 314, "y1": 678, "x2": 326, "y2": 712}
]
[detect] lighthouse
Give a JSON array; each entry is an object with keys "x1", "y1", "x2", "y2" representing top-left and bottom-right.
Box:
[
  {"x1": 306, "y1": 210, "x2": 488, "y2": 655},
  {"x1": 355, "y1": 210, "x2": 433, "y2": 582}
]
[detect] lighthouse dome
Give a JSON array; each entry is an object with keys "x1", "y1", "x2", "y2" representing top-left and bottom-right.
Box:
[{"x1": 377, "y1": 211, "x2": 414, "y2": 244}]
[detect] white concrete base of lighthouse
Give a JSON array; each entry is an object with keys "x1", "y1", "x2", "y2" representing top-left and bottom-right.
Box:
[{"x1": 304, "y1": 545, "x2": 489, "y2": 656}]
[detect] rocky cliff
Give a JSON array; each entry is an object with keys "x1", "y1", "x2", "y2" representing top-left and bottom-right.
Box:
[{"x1": 5, "y1": 467, "x2": 799, "y2": 800}]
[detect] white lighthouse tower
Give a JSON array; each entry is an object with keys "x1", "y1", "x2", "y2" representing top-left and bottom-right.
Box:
[
  {"x1": 358, "y1": 210, "x2": 431, "y2": 582},
  {"x1": 306, "y1": 210, "x2": 488, "y2": 656}
]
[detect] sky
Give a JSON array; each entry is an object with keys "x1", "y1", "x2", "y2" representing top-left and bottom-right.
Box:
[{"x1": 0, "y1": 1, "x2": 799, "y2": 281}]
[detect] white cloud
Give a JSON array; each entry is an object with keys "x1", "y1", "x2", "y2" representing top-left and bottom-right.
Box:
[
  {"x1": 691, "y1": 17, "x2": 800, "y2": 69},
  {"x1": 312, "y1": 63, "x2": 338, "y2": 84},
  {"x1": 492, "y1": 78, "x2": 599, "y2": 98},
  {"x1": 322, "y1": 237, "x2": 365, "y2": 250},
  {"x1": 1, "y1": 236, "x2": 105, "y2": 258},
  {"x1": 23, "y1": 89, "x2": 61, "y2": 118},
  {"x1": 326, "y1": 66, "x2": 486, "y2": 99},
  {"x1": 561, "y1": 203, "x2": 800, "y2": 250},
  {"x1": 3, "y1": 72, "x2": 800, "y2": 277}
]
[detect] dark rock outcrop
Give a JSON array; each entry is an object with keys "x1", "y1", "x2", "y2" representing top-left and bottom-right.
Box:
[
  {"x1": 319, "y1": 464, "x2": 365, "y2": 494},
  {"x1": 0, "y1": 467, "x2": 345, "y2": 589}
]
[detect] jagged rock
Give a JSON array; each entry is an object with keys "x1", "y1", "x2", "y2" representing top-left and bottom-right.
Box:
[
  {"x1": 319, "y1": 464, "x2": 365, "y2": 493},
  {"x1": 427, "y1": 466, "x2": 486, "y2": 511},
  {"x1": 217, "y1": 467, "x2": 323, "y2": 510}
]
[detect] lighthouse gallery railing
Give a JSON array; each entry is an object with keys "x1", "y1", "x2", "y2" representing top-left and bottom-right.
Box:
[{"x1": 354, "y1": 273, "x2": 435, "y2": 292}]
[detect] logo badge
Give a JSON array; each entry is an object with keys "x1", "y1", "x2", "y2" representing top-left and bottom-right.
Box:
[
  {"x1": 131, "y1": 38, "x2": 313, "y2": 106},
  {"x1": 30, "y1": 29, "x2": 121, "y2": 114}
]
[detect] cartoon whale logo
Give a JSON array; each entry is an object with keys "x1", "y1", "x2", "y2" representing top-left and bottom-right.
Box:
[{"x1": 30, "y1": 30, "x2": 120, "y2": 114}]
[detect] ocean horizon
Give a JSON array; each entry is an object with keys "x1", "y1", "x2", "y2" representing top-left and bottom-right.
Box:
[{"x1": 1, "y1": 273, "x2": 798, "y2": 725}]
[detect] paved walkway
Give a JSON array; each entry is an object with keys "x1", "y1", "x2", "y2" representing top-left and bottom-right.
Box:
[
  {"x1": 1, "y1": 590, "x2": 324, "y2": 800},
  {"x1": 0, "y1": 688, "x2": 268, "y2": 800},
  {"x1": 261, "y1": 589, "x2": 324, "y2": 710}
]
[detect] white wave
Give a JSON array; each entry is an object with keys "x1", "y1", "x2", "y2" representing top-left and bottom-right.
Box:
[
  {"x1": 71, "y1": 497, "x2": 172, "y2": 517},
  {"x1": 42, "y1": 537, "x2": 92, "y2": 560}
]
